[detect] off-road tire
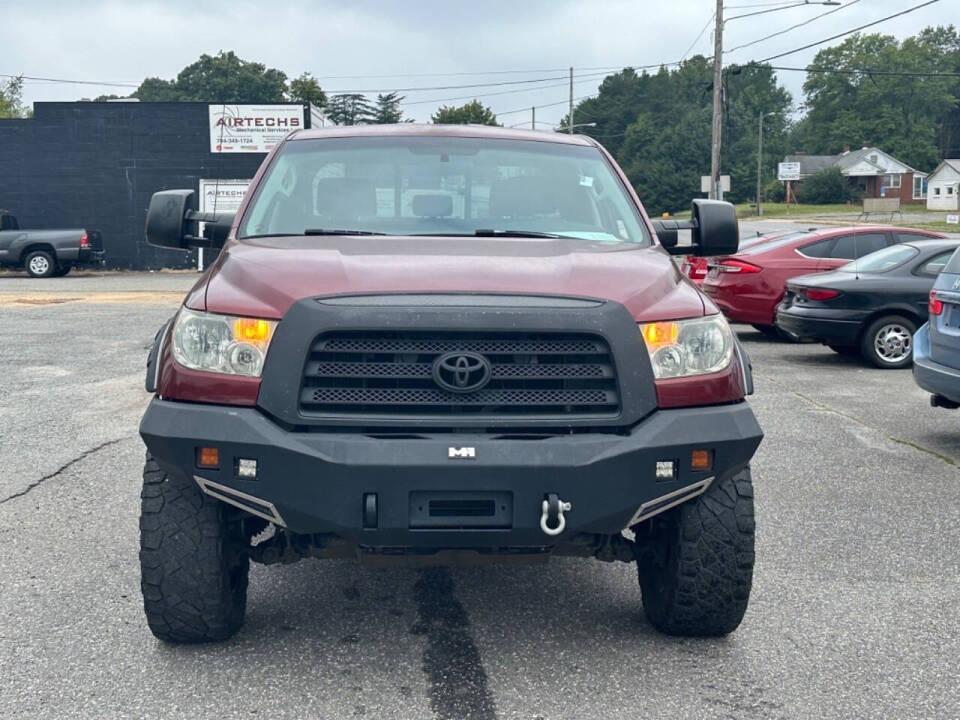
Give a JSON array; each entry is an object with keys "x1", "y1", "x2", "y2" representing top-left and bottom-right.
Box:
[
  {"x1": 635, "y1": 468, "x2": 755, "y2": 637},
  {"x1": 860, "y1": 314, "x2": 916, "y2": 369},
  {"x1": 24, "y1": 250, "x2": 57, "y2": 278},
  {"x1": 139, "y1": 453, "x2": 249, "y2": 643}
]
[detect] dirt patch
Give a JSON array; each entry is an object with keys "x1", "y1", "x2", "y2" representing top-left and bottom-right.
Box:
[
  {"x1": 11, "y1": 297, "x2": 82, "y2": 305},
  {"x1": 0, "y1": 292, "x2": 184, "y2": 307}
]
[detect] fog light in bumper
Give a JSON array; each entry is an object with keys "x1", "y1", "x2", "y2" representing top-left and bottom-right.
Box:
[
  {"x1": 237, "y1": 458, "x2": 258, "y2": 479},
  {"x1": 655, "y1": 460, "x2": 676, "y2": 480}
]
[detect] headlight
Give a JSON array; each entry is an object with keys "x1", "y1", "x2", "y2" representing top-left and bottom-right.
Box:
[
  {"x1": 171, "y1": 307, "x2": 277, "y2": 377},
  {"x1": 639, "y1": 315, "x2": 734, "y2": 379}
]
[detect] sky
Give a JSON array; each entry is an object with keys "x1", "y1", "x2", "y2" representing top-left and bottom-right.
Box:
[{"x1": 1, "y1": 0, "x2": 951, "y2": 127}]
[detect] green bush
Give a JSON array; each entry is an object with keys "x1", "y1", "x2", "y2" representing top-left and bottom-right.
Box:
[
  {"x1": 764, "y1": 179, "x2": 785, "y2": 203},
  {"x1": 795, "y1": 167, "x2": 851, "y2": 204}
]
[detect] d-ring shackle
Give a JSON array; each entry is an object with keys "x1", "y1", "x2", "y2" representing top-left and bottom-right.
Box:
[{"x1": 540, "y1": 493, "x2": 572, "y2": 536}]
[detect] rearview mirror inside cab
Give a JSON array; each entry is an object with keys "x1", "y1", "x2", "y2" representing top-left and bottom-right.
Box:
[{"x1": 654, "y1": 199, "x2": 738, "y2": 257}]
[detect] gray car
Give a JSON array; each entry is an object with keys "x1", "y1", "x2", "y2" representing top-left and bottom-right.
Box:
[{"x1": 913, "y1": 246, "x2": 960, "y2": 407}]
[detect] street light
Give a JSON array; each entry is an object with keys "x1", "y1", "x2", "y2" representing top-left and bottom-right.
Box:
[
  {"x1": 756, "y1": 111, "x2": 776, "y2": 216},
  {"x1": 709, "y1": 1, "x2": 842, "y2": 200},
  {"x1": 557, "y1": 122, "x2": 597, "y2": 132}
]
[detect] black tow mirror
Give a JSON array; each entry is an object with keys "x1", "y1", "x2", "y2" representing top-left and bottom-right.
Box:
[
  {"x1": 145, "y1": 189, "x2": 234, "y2": 250},
  {"x1": 650, "y1": 219, "x2": 679, "y2": 250},
  {"x1": 654, "y1": 199, "x2": 738, "y2": 257}
]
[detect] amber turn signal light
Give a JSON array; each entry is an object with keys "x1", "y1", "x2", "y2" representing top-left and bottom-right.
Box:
[
  {"x1": 691, "y1": 449, "x2": 713, "y2": 471},
  {"x1": 196, "y1": 446, "x2": 220, "y2": 469}
]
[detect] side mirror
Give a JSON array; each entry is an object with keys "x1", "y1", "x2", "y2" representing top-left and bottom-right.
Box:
[
  {"x1": 691, "y1": 199, "x2": 738, "y2": 256},
  {"x1": 145, "y1": 189, "x2": 234, "y2": 250},
  {"x1": 655, "y1": 200, "x2": 738, "y2": 257},
  {"x1": 650, "y1": 219, "x2": 679, "y2": 250}
]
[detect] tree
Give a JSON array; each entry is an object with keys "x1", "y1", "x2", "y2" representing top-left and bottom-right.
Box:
[
  {"x1": 133, "y1": 51, "x2": 287, "y2": 102},
  {"x1": 371, "y1": 92, "x2": 406, "y2": 124},
  {"x1": 0, "y1": 76, "x2": 27, "y2": 118},
  {"x1": 795, "y1": 167, "x2": 854, "y2": 204},
  {"x1": 289, "y1": 72, "x2": 327, "y2": 108},
  {"x1": 797, "y1": 29, "x2": 960, "y2": 170},
  {"x1": 575, "y1": 59, "x2": 791, "y2": 214},
  {"x1": 325, "y1": 93, "x2": 375, "y2": 125},
  {"x1": 431, "y1": 100, "x2": 499, "y2": 125}
]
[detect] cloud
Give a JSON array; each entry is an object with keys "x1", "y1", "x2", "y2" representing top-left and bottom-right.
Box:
[{"x1": 3, "y1": 0, "x2": 945, "y2": 125}]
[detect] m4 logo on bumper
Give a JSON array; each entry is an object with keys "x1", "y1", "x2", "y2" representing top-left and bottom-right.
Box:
[{"x1": 448, "y1": 446, "x2": 476, "y2": 459}]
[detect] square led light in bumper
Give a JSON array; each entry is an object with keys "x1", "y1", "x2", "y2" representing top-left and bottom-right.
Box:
[
  {"x1": 655, "y1": 461, "x2": 676, "y2": 480},
  {"x1": 237, "y1": 458, "x2": 258, "y2": 479}
]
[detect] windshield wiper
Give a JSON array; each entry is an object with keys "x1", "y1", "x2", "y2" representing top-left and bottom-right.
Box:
[
  {"x1": 303, "y1": 228, "x2": 386, "y2": 236},
  {"x1": 473, "y1": 229, "x2": 571, "y2": 239}
]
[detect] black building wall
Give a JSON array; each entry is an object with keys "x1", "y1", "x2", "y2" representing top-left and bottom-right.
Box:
[{"x1": 0, "y1": 102, "x2": 308, "y2": 269}]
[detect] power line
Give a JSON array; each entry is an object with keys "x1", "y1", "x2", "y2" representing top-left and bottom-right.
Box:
[
  {"x1": 767, "y1": 64, "x2": 960, "y2": 77},
  {"x1": 322, "y1": 73, "x2": 585, "y2": 95},
  {"x1": 400, "y1": 72, "x2": 612, "y2": 108},
  {"x1": 496, "y1": 93, "x2": 598, "y2": 117},
  {"x1": 681, "y1": 12, "x2": 717, "y2": 62},
  {"x1": 753, "y1": 0, "x2": 942, "y2": 63},
  {"x1": 0, "y1": 73, "x2": 138, "y2": 88},
  {"x1": 725, "y1": 0, "x2": 860, "y2": 54},
  {"x1": 312, "y1": 65, "x2": 627, "y2": 80}
]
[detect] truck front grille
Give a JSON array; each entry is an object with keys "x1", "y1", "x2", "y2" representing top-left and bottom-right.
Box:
[{"x1": 299, "y1": 331, "x2": 620, "y2": 418}]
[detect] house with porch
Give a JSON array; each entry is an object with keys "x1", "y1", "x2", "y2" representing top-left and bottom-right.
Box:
[
  {"x1": 782, "y1": 147, "x2": 927, "y2": 204},
  {"x1": 926, "y1": 160, "x2": 960, "y2": 211}
]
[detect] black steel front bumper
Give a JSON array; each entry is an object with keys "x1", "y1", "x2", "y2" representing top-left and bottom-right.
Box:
[{"x1": 140, "y1": 398, "x2": 762, "y2": 549}]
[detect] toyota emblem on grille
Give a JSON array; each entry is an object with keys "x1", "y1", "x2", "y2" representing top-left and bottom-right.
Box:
[{"x1": 432, "y1": 351, "x2": 492, "y2": 393}]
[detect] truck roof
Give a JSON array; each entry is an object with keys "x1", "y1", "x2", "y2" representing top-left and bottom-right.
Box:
[{"x1": 290, "y1": 123, "x2": 598, "y2": 146}]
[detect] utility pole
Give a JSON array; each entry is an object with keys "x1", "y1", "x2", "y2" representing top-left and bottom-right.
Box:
[
  {"x1": 568, "y1": 67, "x2": 574, "y2": 134},
  {"x1": 532, "y1": 106, "x2": 536, "y2": 130},
  {"x1": 756, "y1": 113, "x2": 764, "y2": 216},
  {"x1": 710, "y1": 0, "x2": 724, "y2": 200}
]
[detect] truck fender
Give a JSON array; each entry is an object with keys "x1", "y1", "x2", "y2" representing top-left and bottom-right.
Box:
[{"x1": 145, "y1": 317, "x2": 174, "y2": 393}]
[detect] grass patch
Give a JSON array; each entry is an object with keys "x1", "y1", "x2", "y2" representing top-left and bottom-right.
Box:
[
  {"x1": 893, "y1": 221, "x2": 960, "y2": 233},
  {"x1": 667, "y1": 202, "x2": 933, "y2": 220}
]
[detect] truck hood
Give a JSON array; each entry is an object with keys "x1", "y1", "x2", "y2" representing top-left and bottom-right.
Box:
[{"x1": 188, "y1": 235, "x2": 709, "y2": 322}]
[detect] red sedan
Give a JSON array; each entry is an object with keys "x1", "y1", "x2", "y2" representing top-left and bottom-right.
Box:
[
  {"x1": 701, "y1": 226, "x2": 946, "y2": 332},
  {"x1": 680, "y1": 231, "x2": 794, "y2": 285}
]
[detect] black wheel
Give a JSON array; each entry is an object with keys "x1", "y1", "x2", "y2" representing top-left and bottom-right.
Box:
[
  {"x1": 24, "y1": 250, "x2": 57, "y2": 278},
  {"x1": 828, "y1": 344, "x2": 859, "y2": 356},
  {"x1": 51, "y1": 264, "x2": 71, "y2": 277},
  {"x1": 635, "y1": 468, "x2": 755, "y2": 637},
  {"x1": 139, "y1": 453, "x2": 249, "y2": 643},
  {"x1": 860, "y1": 315, "x2": 916, "y2": 369}
]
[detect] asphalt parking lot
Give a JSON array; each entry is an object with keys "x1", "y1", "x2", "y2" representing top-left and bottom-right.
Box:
[{"x1": 1, "y1": 271, "x2": 958, "y2": 719}]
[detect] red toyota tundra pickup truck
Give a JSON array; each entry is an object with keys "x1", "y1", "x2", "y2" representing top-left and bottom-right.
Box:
[{"x1": 139, "y1": 124, "x2": 762, "y2": 643}]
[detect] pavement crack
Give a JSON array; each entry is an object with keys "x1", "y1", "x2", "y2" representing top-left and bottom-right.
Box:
[
  {"x1": 756, "y1": 372, "x2": 958, "y2": 468},
  {"x1": 0, "y1": 437, "x2": 132, "y2": 505},
  {"x1": 411, "y1": 567, "x2": 497, "y2": 720}
]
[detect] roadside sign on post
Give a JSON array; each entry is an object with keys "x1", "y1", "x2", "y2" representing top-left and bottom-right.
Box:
[
  {"x1": 778, "y1": 162, "x2": 801, "y2": 182},
  {"x1": 700, "y1": 175, "x2": 731, "y2": 194}
]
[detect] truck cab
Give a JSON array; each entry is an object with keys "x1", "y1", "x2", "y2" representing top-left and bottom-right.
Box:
[{"x1": 138, "y1": 125, "x2": 761, "y2": 643}]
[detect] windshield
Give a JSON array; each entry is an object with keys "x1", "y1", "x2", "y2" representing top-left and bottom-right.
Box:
[
  {"x1": 239, "y1": 136, "x2": 650, "y2": 244},
  {"x1": 840, "y1": 244, "x2": 918, "y2": 273}
]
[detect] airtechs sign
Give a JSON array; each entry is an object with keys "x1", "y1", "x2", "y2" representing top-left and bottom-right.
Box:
[{"x1": 209, "y1": 104, "x2": 304, "y2": 153}]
